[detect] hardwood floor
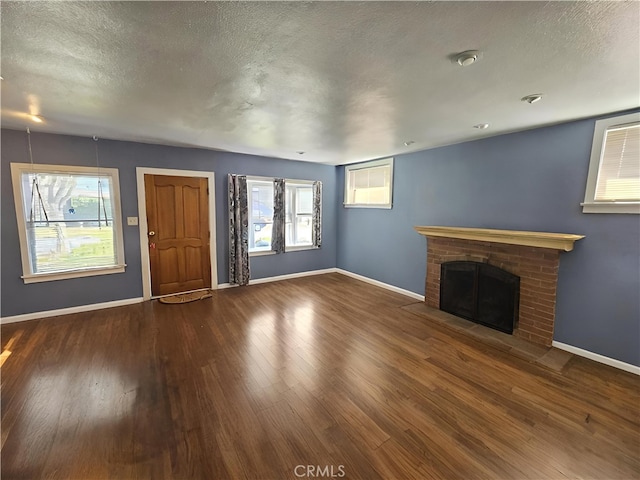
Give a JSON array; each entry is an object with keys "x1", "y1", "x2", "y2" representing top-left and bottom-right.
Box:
[{"x1": 2, "y1": 273, "x2": 639, "y2": 479}]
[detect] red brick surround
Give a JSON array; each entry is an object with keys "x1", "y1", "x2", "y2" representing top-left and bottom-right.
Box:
[{"x1": 426, "y1": 237, "x2": 560, "y2": 346}]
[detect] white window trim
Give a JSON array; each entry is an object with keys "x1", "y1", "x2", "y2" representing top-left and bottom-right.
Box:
[
  {"x1": 284, "y1": 178, "x2": 315, "y2": 252},
  {"x1": 246, "y1": 177, "x2": 275, "y2": 256},
  {"x1": 10, "y1": 162, "x2": 127, "y2": 283},
  {"x1": 246, "y1": 176, "x2": 319, "y2": 254},
  {"x1": 344, "y1": 157, "x2": 394, "y2": 209},
  {"x1": 285, "y1": 245, "x2": 319, "y2": 253},
  {"x1": 21, "y1": 265, "x2": 126, "y2": 284},
  {"x1": 249, "y1": 250, "x2": 276, "y2": 257},
  {"x1": 582, "y1": 112, "x2": 640, "y2": 214}
]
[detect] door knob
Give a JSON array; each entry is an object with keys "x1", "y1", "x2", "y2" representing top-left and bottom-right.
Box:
[{"x1": 148, "y1": 231, "x2": 156, "y2": 236}]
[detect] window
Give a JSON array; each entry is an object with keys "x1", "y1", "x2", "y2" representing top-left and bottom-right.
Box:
[
  {"x1": 582, "y1": 112, "x2": 640, "y2": 214},
  {"x1": 246, "y1": 177, "x2": 319, "y2": 254},
  {"x1": 247, "y1": 179, "x2": 274, "y2": 253},
  {"x1": 344, "y1": 157, "x2": 394, "y2": 208},
  {"x1": 10, "y1": 163, "x2": 126, "y2": 283},
  {"x1": 285, "y1": 181, "x2": 314, "y2": 248}
]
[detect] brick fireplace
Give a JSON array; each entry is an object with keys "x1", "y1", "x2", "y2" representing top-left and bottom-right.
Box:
[{"x1": 415, "y1": 227, "x2": 584, "y2": 346}]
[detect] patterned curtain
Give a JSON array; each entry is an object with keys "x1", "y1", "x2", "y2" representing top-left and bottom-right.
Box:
[
  {"x1": 271, "y1": 178, "x2": 286, "y2": 254},
  {"x1": 312, "y1": 181, "x2": 322, "y2": 248},
  {"x1": 228, "y1": 174, "x2": 250, "y2": 285}
]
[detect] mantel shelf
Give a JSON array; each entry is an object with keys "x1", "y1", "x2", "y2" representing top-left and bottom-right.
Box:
[{"x1": 414, "y1": 226, "x2": 585, "y2": 252}]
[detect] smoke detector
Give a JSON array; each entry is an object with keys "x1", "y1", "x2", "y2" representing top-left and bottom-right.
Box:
[{"x1": 454, "y1": 50, "x2": 482, "y2": 67}]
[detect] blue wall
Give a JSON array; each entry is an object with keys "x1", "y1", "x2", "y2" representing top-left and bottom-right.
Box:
[
  {"x1": 337, "y1": 113, "x2": 640, "y2": 366},
  {"x1": 3, "y1": 113, "x2": 639, "y2": 367},
  {"x1": 1, "y1": 129, "x2": 337, "y2": 317}
]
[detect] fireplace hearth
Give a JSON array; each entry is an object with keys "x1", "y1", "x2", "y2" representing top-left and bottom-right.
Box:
[{"x1": 440, "y1": 261, "x2": 520, "y2": 334}]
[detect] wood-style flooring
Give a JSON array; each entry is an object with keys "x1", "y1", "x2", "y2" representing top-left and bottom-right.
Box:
[{"x1": 2, "y1": 273, "x2": 639, "y2": 479}]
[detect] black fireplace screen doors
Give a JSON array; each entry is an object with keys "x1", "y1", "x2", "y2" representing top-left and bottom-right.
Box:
[{"x1": 440, "y1": 261, "x2": 520, "y2": 334}]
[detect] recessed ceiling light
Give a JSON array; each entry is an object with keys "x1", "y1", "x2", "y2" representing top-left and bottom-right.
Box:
[
  {"x1": 454, "y1": 50, "x2": 481, "y2": 67},
  {"x1": 404, "y1": 140, "x2": 415, "y2": 146},
  {"x1": 474, "y1": 123, "x2": 490, "y2": 129},
  {"x1": 296, "y1": 151, "x2": 305, "y2": 155},
  {"x1": 522, "y1": 94, "x2": 543, "y2": 104},
  {"x1": 30, "y1": 115, "x2": 44, "y2": 123}
]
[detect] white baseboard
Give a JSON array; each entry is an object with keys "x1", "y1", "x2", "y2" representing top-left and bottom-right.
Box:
[
  {"x1": 217, "y1": 268, "x2": 339, "y2": 289},
  {"x1": 335, "y1": 269, "x2": 425, "y2": 301},
  {"x1": 218, "y1": 268, "x2": 424, "y2": 302},
  {"x1": 250, "y1": 268, "x2": 338, "y2": 285},
  {"x1": 552, "y1": 341, "x2": 640, "y2": 375},
  {"x1": 1, "y1": 297, "x2": 145, "y2": 325}
]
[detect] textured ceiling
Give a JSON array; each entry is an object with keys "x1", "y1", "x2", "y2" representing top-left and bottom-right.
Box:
[{"x1": 1, "y1": 1, "x2": 639, "y2": 165}]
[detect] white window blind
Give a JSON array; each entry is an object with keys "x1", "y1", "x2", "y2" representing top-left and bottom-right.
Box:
[
  {"x1": 594, "y1": 123, "x2": 640, "y2": 202},
  {"x1": 582, "y1": 112, "x2": 640, "y2": 214},
  {"x1": 344, "y1": 158, "x2": 394, "y2": 208}
]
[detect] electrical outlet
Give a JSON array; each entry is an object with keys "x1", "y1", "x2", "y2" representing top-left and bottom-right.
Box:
[{"x1": 127, "y1": 217, "x2": 139, "y2": 226}]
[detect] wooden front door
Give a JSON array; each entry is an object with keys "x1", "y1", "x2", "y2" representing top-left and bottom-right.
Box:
[{"x1": 144, "y1": 174, "x2": 211, "y2": 296}]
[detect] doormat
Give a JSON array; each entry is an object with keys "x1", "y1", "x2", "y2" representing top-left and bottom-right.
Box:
[{"x1": 158, "y1": 291, "x2": 212, "y2": 304}]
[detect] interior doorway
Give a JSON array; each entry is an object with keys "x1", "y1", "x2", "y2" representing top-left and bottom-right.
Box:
[{"x1": 136, "y1": 168, "x2": 217, "y2": 300}]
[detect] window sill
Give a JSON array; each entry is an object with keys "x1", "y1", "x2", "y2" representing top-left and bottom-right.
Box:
[
  {"x1": 343, "y1": 203, "x2": 392, "y2": 209},
  {"x1": 249, "y1": 246, "x2": 319, "y2": 255},
  {"x1": 285, "y1": 245, "x2": 318, "y2": 253},
  {"x1": 581, "y1": 202, "x2": 640, "y2": 214},
  {"x1": 249, "y1": 250, "x2": 276, "y2": 257},
  {"x1": 22, "y1": 265, "x2": 127, "y2": 284}
]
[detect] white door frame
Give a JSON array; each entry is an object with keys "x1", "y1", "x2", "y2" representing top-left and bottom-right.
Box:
[{"x1": 136, "y1": 167, "x2": 218, "y2": 300}]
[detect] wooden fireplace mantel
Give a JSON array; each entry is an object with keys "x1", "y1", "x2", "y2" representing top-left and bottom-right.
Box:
[{"x1": 414, "y1": 226, "x2": 585, "y2": 252}]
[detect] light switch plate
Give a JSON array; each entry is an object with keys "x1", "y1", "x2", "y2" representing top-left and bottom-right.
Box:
[{"x1": 127, "y1": 217, "x2": 139, "y2": 226}]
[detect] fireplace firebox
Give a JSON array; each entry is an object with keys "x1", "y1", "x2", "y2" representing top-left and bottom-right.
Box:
[{"x1": 440, "y1": 261, "x2": 520, "y2": 334}]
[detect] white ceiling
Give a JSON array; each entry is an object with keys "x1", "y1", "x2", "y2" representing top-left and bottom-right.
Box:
[{"x1": 1, "y1": 1, "x2": 639, "y2": 165}]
